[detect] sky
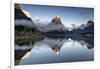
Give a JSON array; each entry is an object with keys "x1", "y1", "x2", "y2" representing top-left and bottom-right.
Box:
[{"x1": 20, "y1": 4, "x2": 94, "y2": 27}]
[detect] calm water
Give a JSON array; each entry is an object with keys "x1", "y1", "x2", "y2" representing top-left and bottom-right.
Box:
[{"x1": 15, "y1": 36, "x2": 94, "y2": 65}]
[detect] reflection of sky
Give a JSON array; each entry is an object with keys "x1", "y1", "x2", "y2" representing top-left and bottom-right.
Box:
[
  {"x1": 20, "y1": 4, "x2": 94, "y2": 27},
  {"x1": 20, "y1": 39, "x2": 93, "y2": 65}
]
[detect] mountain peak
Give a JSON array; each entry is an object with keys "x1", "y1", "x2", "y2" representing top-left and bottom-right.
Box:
[
  {"x1": 87, "y1": 20, "x2": 94, "y2": 26},
  {"x1": 52, "y1": 16, "x2": 62, "y2": 24},
  {"x1": 87, "y1": 20, "x2": 94, "y2": 24},
  {"x1": 15, "y1": 3, "x2": 20, "y2": 9}
]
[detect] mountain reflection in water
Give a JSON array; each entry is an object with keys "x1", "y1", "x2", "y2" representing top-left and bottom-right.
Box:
[{"x1": 15, "y1": 36, "x2": 94, "y2": 65}]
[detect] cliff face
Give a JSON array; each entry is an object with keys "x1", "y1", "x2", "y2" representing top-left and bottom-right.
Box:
[
  {"x1": 15, "y1": 4, "x2": 30, "y2": 20},
  {"x1": 15, "y1": 4, "x2": 36, "y2": 28}
]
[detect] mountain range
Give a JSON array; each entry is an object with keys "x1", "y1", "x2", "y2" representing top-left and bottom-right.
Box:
[{"x1": 15, "y1": 4, "x2": 94, "y2": 36}]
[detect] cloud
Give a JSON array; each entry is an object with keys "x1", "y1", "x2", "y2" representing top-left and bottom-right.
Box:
[{"x1": 15, "y1": 19, "x2": 34, "y2": 28}]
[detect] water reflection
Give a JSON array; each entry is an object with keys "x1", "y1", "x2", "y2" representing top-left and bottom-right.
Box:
[{"x1": 15, "y1": 36, "x2": 94, "y2": 65}]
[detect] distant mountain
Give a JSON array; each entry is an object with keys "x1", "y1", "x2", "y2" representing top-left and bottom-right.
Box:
[
  {"x1": 71, "y1": 20, "x2": 94, "y2": 36},
  {"x1": 83, "y1": 20, "x2": 94, "y2": 32},
  {"x1": 36, "y1": 16, "x2": 94, "y2": 35},
  {"x1": 37, "y1": 16, "x2": 67, "y2": 33}
]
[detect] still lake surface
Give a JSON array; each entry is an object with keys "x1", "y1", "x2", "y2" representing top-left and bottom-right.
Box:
[{"x1": 15, "y1": 36, "x2": 94, "y2": 65}]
